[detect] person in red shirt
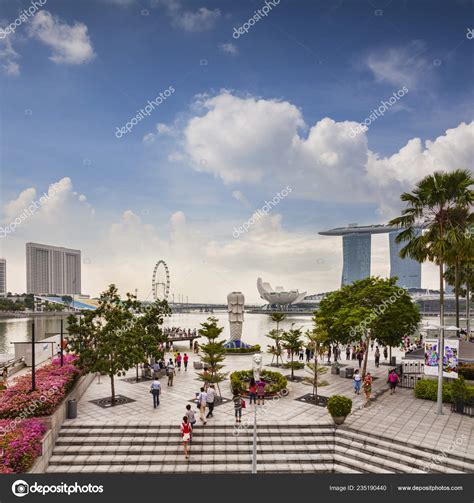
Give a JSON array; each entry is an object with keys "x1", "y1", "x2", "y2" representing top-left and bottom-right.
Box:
[
  {"x1": 183, "y1": 353, "x2": 189, "y2": 372},
  {"x1": 248, "y1": 378, "x2": 257, "y2": 405},
  {"x1": 181, "y1": 416, "x2": 192, "y2": 459}
]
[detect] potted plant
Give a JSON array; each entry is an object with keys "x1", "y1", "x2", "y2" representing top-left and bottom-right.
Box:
[
  {"x1": 327, "y1": 395, "x2": 352, "y2": 425},
  {"x1": 451, "y1": 377, "x2": 469, "y2": 414},
  {"x1": 330, "y1": 361, "x2": 341, "y2": 375}
]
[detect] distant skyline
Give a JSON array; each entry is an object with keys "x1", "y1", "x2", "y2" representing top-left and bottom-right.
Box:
[{"x1": 0, "y1": 0, "x2": 473, "y2": 302}]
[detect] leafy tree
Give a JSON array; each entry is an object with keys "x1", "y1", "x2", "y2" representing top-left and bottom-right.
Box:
[
  {"x1": 389, "y1": 169, "x2": 473, "y2": 413},
  {"x1": 315, "y1": 277, "x2": 420, "y2": 377},
  {"x1": 282, "y1": 326, "x2": 304, "y2": 380},
  {"x1": 197, "y1": 317, "x2": 227, "y2": 396},
  {"x1": 67, "y1": 284, "x2": 170, "y2": 403},
  {"x1": 266, "y1": 313, "x2": 286, "y2": 367},
  {"x1": 304, "y1": 326, "x2": 329, "y2": 397}
]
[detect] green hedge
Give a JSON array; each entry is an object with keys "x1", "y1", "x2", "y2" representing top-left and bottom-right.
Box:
[
  {"x1": 459, "y1": 363, "x2": 474, "y2": 381},
  {"x1": 283, "y1": 361, "x2": 305, "y2": 370},
  {"x1": 230, "y1": 369, "x2": 287, "y2": 395},
  {"x1": 225, "y1": 345, "x2": 261, "y2": 354},
  {"x1": 414, "y1": 378, "x2": 474, "y2": 403}
]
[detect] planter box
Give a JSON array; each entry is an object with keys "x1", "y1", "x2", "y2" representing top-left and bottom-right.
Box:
[
  {"x1": 29, "y1": 372, "x2": 95, "y2": 473},
  {"x1": 331, "y1": 367, "x2": 340, "y2": 375}
]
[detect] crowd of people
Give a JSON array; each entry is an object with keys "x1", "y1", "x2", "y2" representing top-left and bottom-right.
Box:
[{"x1": 164, "y1": 327, "x2": 197, "y2": 339}]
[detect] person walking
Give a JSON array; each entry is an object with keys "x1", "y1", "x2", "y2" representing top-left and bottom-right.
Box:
[
  {"x1": 327, "y1": 346, "x2": 332, "y2": 363},
  {"x1": 150, "y1": 378, "x2": 161, "y2": 408},
  {"x1": 305, "y1": 347, "x2": 311, "y2": 362},
  {"x1": 388, "y1": 369, "x2": 400, "y2": 394},
  {"x1": 233, "y1": 393, "x2": 243, "y2": 423},
  {"x1": 256, "y1": 378, "x2": 266, "y2": 405},
  {"x1": 197, "y1": 387, "x2": 207, "y2": 424},
  {"x1": 351, "y1": 345, "x2": 356, "y2": 360},
  {"x1": 363, "y1": 373, "x2": 373, "y2": 405},
  {"x1": 383, "y1": 346, "x2": 388, "y2": 361},
  {"x1": 183, "y1": 353, "x2": 189, "y2": 371},
  {"x1": 185, "y1": 404, "x2": 197, "y2": 430},
  {"x1": 248, "y1": 378, "x2": 257, "y2": 405},
  {"x1": 374, "y1": 346, "x2": 381, "y2": 368},
  {"x1": 345, "y1": 346, "x2": 350, "y2": 360},
  {"x1": 206, "y1": 384, "x2": 216, "y2": 418},
  {"x1": 357, "y1": 350, "x2": 364, "y2": 369},
  {"x1": 176, "y1": 353, "x2": 182, "y2": 371},
  {"x1": 181, "y1": 416, "x2": 192, "y2": 459},
  {"x1": 353, "y1": 369, "x2": 361, "y2": 395},
  {"x1": 152, "y1": 361, "x2": 161, "y2": 380},
  {"x1": 174, "y1": 350, "x2": 179, "y2": 365},
  {"x1": 167, "y1": 359, "x2": 175, "y2": 386}
]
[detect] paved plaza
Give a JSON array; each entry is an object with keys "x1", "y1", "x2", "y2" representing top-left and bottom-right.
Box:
[{"x1": 66, "y1": 345, "x2": 474, "y2": 462}]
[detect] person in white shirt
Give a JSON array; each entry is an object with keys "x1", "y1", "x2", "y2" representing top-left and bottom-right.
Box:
[
  {"x1": 167, "y1": 359, "x2": 175, "y2": 386},
  {"x1": 206, "y1": 385, "x2": 216, "y2": 418},
  {"x1": 197, "y1": 387, "x2": 207, "y2": 424},
  {"x1": 150, "y1": 379, "x2": 161, "y2": 408}
]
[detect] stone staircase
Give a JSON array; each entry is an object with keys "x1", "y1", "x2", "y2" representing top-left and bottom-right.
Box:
[{"x1": 46, "y1": 423, "x2": 473, "y2": 474}]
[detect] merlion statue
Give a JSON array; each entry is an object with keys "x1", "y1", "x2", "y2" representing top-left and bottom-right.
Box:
[
  {"x1": 227, "y1": 291, "x2": 245, "y2": 343},
  {"x1": 252, "y1": 353, "x2": 263, "y2": 382}
]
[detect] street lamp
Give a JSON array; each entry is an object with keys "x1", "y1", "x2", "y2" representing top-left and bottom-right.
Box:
[{"x1": 31, "y1": 321, "x2": 36, "y2": 392}]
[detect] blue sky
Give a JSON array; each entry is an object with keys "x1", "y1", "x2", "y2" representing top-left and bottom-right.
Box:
[{"x1": 0, "y1": 0, "x2": 473, "y2": 301}]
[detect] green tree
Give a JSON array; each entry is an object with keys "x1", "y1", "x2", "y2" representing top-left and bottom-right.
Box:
[
  {"x1": 282, "y1": 326, "x2": 304, "y2": 380},
  {"x1": 266, "y1": 313, "x2": 286, "y2": 366},
  {"x1": 197, "y1": 316, "x2": 227, "y2": 397},
  {"x1": 67, "y1": 284, "x2": 170, "y2": 404},
  {"x1": 389, "y1": 169, "x2": 473, "y2": 413},
  {"x1": 304, "y1": 326, "x2": 329, "y2": 398},
  {"x1": 315, "y1": 277, "x2": 420, "y2": 377}
]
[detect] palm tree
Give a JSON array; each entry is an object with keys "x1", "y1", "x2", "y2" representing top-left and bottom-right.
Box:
[
  {"x1": 267, "y1": 313, "x2": 286, "y2": 366},
  {"x1": 389, "y1": 169, "x2": 473, "y2": 414}
]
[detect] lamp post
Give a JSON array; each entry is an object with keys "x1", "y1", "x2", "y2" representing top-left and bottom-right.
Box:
[
  {"x1": 31, "y1": 322, "x2": 36, "y2": 392},
  {"x1": 60, "y1": 317, "x2": 64, "y2": 367}
]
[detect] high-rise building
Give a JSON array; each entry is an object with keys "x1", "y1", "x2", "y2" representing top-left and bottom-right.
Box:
[
  {"x1": 0, "y1": 259, "x2": 6, "y2": 297},
  {"x1": 26, "y1": 243, "x2": 81, "y2": 295},
  {"x1": 389, "y1": 231, "x2": 422, "y2": 289},
  {"x1": 319, "y1": 223, "x2": 422, "y2": 288}
]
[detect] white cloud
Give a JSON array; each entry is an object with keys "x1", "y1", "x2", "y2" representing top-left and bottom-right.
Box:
[
  {"x1": 155, "y1": 0, "x2": 221, "y2": 32},
  {"x1": 28, "y1": 10, "x2": 95, "y2": 65},
  {"x1": 143, "y1": 123, "x2": 173, "y2": 143},
  {"x1": 219, "y1": 42, "x2": 238, "y2": 56},
  {"x1": 177, "y1": 91, "x2": 473, "y2": 215},
  {"x1": 232, "y1": 190, "x2": 250, "y2": 207},
  {"x1": 366, "y1": 41, "x2": 431, "y2": 89},
  {"x1": 0, "y1": 36, "x2": 20, "y2": 76}
]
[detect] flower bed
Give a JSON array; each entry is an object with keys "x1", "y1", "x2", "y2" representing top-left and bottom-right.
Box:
[
  {"x1": 0, "y1": 355, "x2": 81, "y2": 420},
  {"x1": 230, "y1": 369, "x2": 287, "y2": 395},
  {"x1": 0, "y1": 418, "x2": 46, "y2": 473}
]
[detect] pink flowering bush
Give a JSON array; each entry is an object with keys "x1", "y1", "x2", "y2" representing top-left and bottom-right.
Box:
[
  {"x1": 0, "y1": 356, "x2": 81, "y2": 419},
  {"x1": 0, "y1": 419, "x2": 46, "y2": 473}
]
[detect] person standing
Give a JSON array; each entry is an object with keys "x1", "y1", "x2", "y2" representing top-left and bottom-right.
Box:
[
  {"x1": 353, "y1": 369, "x2": 361, "y2": 395},
  {"x1": 197, "y1": 387, "x2": 208, "y2": 424},
  {"x1": 185, "y1": 404, "x2": 197, "y2": 430},
  {"x1": 150, "y1": 379, "x2": 161, "y2": 408},
  {"x1": 357, "y1": 350, "x2": 364, "y2": 369},
  {"x1": 248, "y1": 378, "x2": 257, "y2": 405},
  {"x1": 206, "y1": 384, "x2": 216, "y2": 418},
  {"x1": 345, "y1": 346, "x2": 350, "y2": 360},
  {"x1": 363, "y1": 373, "x2": 373, "y2": 405},
  {"x1": 181, "y1": 416, "x2": 192, "y2": 459},
  {"x1": 256, "y1": 378, "x2": 266, "y2": 405},
  {"x1": 167, "y1": 359, "x2": 175, "y2": 386},
  {"x1": 152, "y1": 361, "x2": 161, "y2": 379},
  {"x1": 305, "y1": 347, "x2": 311, "y2": 362},
  {"x1": 177, "y1": 353, "x2": 182, "y2": 371},
  {"x1": 374, "y1": 346, "x2": 381, "y2": 368},
  {"x1": 233, "y1": 393, "x2": 243, "y2": 423},
  {"x1": 327, "y1": 346, "x2": 332, "y2": 363},
  {"x1": 383, "y1": 346, "x2": 388, "y2": 361},
  {"x1": 388, "y1": 369, "x2": 400, "y2": 394},
  {"x1": 183, "y1": 353, "x2": 189, "y2": 371}
]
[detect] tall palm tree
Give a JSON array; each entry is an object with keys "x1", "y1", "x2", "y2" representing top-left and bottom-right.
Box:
[
  {"x1": 268, "y1": 313, "x2": 287, "y2": 366},
  {"x1": 389, "y1": 169, "x2": 473, "y2": 414}
]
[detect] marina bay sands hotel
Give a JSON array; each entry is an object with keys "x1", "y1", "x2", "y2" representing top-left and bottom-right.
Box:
[{"x1": 319, "y1": 224, "x2": 421, "y2": 288}]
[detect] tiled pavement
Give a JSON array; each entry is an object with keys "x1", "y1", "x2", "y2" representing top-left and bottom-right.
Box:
[{"x1": 64, "y1": 346, "x2": 474, "y2": 461}]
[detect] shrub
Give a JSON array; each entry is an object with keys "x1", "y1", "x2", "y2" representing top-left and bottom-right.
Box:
[
  {"x1": 0, "y1": 356, "x2": 81, "y2": 419},
  {"x1": 327, "y1": 395, "x2": 352, "y2": 417},
  {"x1": 225, "y1": 345, "x2": 261, "y2": 354},
  {"x1": 414, "y1": 378, "x2": 474, "y2": 403},
  {"x1": 230, "y1": 369, "x2": 287, "y2": 395},
  {"x1": 459, "y1": 363, "x2": 474, "y2": 381},
  {"x1": 0, "y1": 419, "x2": 46, "y2": 473},
  {"x1": 283, "y1": 361, "x2": 305, "y2": 370}
]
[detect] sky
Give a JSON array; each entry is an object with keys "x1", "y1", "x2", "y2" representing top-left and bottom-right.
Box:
[{"x1": 0, "y1": 0, "x2": 473, "y2": 303}]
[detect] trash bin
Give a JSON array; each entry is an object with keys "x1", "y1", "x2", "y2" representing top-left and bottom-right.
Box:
[
  {"x1": 390, "y1": 356, "x2": 397, "y2": 366},
  {"x1": 67, "y1": 399, "x2": 77, "y2": 419}
]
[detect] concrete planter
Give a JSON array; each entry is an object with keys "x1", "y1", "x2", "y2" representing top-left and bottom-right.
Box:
[
  {"x1": 331, "y1": 415, "x2": 346, "y2": 425},
  {"x1": 29, "y1": 372, "x2": 95, "y2": 473}
]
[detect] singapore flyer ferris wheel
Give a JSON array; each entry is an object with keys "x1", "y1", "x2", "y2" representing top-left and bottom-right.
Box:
[{"x1": 152, "y1": 260, "x2": 170, "y2": 301}]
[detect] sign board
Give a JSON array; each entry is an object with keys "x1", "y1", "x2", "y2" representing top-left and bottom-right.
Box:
[
  {"x1": 424, "y1": 339, "x2": 439, "y2": 376},
  {"x1": 443, "y1": 339, "x2": 459, "y2": 379}
]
